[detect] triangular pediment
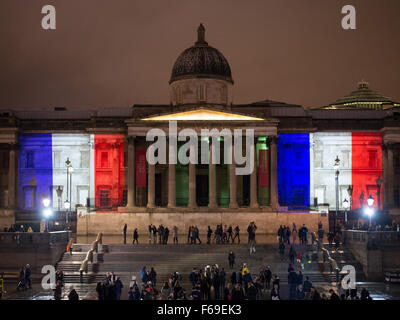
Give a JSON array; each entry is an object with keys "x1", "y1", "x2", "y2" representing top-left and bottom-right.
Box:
[{"x1": 141, "y1": 108, "x2": 264, "y2": 121}]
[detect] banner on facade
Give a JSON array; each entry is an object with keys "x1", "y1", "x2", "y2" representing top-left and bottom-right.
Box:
[
  {"x1": 136, "y1": 149, "x2": 147, "y2": 187},
  {"x1": 259, "y1": 149, "x2": 269, "y2": 187}
]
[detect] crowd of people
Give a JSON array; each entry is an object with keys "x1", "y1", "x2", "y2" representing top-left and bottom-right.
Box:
[{"x1": 121, "y1": 222, "x2": 259, "y2": 247}]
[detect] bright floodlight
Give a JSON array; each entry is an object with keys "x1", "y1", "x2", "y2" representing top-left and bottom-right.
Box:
[
  {"x1": 42, "y1": 198, "x2": 50, "y2": 208},
  {"x1": 365, "y1": 207, "x2": 373, "y2": 217},
  {"x1": 43, "y1": 208, "x2": 52, "y2": 218},
  {"x1": 64, "y1": 200, "x2": 70, "y2": 209},
  {"x1": 67, "y1": 166, "x2": 74, "y2": 173},
  {"x1": 367, "y1": 195, "x2": 374, "y2": 207},
  {"x1": 343, "y1": 199, "x2": 349, "y2": 209}
]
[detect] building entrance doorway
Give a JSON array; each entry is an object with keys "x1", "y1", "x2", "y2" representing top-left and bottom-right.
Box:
[{"x1": 196, "y1": 174, "x2": 209, "y2": 206}]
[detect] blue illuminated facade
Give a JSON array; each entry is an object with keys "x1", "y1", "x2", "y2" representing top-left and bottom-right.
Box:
[
  {"x1": 18, "y1": 133, "x2": 53, "y2": 210},
  {"x1": 277, "y1": 133, "x2": 310, "y2": 208}
]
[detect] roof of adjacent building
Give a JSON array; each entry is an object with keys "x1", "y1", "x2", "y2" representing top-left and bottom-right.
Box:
[
  {"x1": 169, "y1": 24, "x2": 233, "y2": 84},
  {"x1": 322, "y1": 81, "x2": 400, "y2": 110}
]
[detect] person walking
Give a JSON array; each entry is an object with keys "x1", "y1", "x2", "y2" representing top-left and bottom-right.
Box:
[
  {"x1": 133, "y1": 228, "x2": 139, "y2": 244},
  {"x1": 233, "y1": 225, "x2": 240, "y2": 244},
  {"x1": 123, "y1": 223, "x2": 127, "y2": 244},
  {"x1": 195, "y1": 225, "x2": 202, "y2": 244},
  {"x1": 25, "y1": 264, "x2": 31, "y2": 289}
]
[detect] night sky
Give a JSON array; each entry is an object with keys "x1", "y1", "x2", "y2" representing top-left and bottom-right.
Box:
[{"x1": 0, "y1": 0, "x2": 399, "y2": 110}]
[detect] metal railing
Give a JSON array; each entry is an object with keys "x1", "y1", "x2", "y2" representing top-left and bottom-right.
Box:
[
  {"x1": 315, "y1": 233, "x2": 340, "y2": 285},
  {"x1": 0, "y1": 231, "x2": 70, "y2": 245},
  {"x1": 343, "y1": 230, "x2": 400, "y2": 246},
  {"x1": 79, "y1": 232, "x2": 102, "y2": 283}
]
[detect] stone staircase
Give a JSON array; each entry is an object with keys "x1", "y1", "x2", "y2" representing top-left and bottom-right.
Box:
[{"x1": 56, "y1": 242, "x2": 342, "y2": 299}]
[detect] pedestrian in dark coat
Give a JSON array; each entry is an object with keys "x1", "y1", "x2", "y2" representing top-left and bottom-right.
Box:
[
  {"x1": 115, "y1": 277, "x2": 123, "y2": 300},
  {"x1": 228, "y1": 251, "x2": 235, "y2": 268},
  {"x1": 133, "y1": 228, "x2": 139, "y2": 244},
  {"x1": 123, "y1": 224, "x2": 127, "y2": 244},
  {"x1": 68, "y1": 285, "x2": 79, "y2": 300}
]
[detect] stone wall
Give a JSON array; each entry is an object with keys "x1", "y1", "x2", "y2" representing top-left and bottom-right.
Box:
[{"x1": 77, "y1": 210, "x2": 328, "y2": 236}]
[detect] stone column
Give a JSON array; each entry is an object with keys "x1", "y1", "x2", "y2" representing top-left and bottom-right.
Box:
[
  {"x1": 229, "y1": 140, "x2": 238, "y2": 208},
  {"x1": 168, "y1": 139, "x2": 176, "y2": 208},
  {"x1": 387, "y1": 144, "x2": 395, "y2": 208},
  {"x1": 188, "y1": 162, "x2": 197, "y2": 208},
  {"x1": 250, "y1": 137, "x2": 259, "y2": 208},
  {"x1": 127, "y1": 137, "x2": 136, "y2": 208},
  {"x1": 8, "y1": 144, "x2": 17, "y2": 209},
  {"x1": 147, "y1": 163, "x2": 155, "y2": 208},
  {"x1": 270, "y1": 136, "x2": 278, "y2": 211},
  {"x1": 209, "y1": 139, "x2": 217, "y2": 209}
]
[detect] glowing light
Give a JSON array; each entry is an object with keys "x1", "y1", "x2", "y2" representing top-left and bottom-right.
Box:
[
  {"x1": 43, "y1": 209, "x2": 52, "y2": 218},
  {"x1": 365, "y1": 207, "x2": 373, "y2": 217},
  {"x1": 42, "y1": 198, "x2": 50, "y2": 208},
  {"x1": 142, "y1": 109, "x2": 264, "y2": 121}
]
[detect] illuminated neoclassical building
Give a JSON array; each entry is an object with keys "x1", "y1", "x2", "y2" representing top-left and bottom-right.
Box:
[{"x1": 1, "y1": 25, "x2": 400, "y2": 234}]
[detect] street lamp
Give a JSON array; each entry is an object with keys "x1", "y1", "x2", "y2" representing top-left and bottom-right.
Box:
[
  {"x1": 366, "y1": 195, "x2": 374, "y2": 228},
  {"x1": 65, "y1": 158, "x2": 73, "y2": 227},
  {"x1": 343, "y1": 199, "x2": 349, "y2": 227},
  {"x1": 333, "y1": 156, "x2": 340, "y2": 234},
  {"x1": 42, "y1": 198, "x2": 52, "y2": 232}
]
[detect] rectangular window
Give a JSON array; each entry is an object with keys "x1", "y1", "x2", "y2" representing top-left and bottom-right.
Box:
[
  {"x1": 80, "y1": 151, "x2": 89, "y2": 168},
  {"x1": 101, "y1": 152, "x2": 108, "y2": 168},
  {"x1": 100, "y1": 190, "x2": 109, "y2": 207},
  {"x1": 342, "y1": 150, "x2": 350, "y2": 168},
  {"x1": 314, "y1": 151, "x2": 322, "y2": 168},
  {"x1": 53, "y1": 152, "x2": 61, "y2": 168}
]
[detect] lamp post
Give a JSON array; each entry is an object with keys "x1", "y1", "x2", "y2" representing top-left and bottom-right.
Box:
[
  {"x1": 65, "y1": 158, "x2": 73, "y2": 227},
  {"x1": 42, "y1": 198, "x2": 52, "y2": 232},
  {"x1": 366, "y1": 195, "x2": 374, "y2": 229},
  {"x1": 333, "y1": 156, "x2": 340, "y2": 234},
  {"x1": 343, "y1": 198, "x2": 349, "y2": 228},
  {"x1": 376, "y1": 175, "x2": 383, "y2": 212}
]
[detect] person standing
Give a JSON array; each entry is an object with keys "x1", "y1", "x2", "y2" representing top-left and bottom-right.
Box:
[
  {"x1": 133, "y1": 228, "x2": 139, "y2": 244},
  {"x1": 264, "y1": 266, "x2": 272, "y2": 290},
  {"x1": 270, "y1": 283, "x2": 280, "y2": 300},
  {"x1": 148, "y1": 224, "x2": 152, "y2": 243},
  {"x1": 195, "y1": 226, "x2": 202, "y2": 244},
  {"x1": 247, "y1": 222, "x2": 257, "y2": 254},
  {"x1": 115, "y1": 277, "x2": 123, "y2": 300},
  {"x1": 164, "y1": 227, "x2": 170, "y2": 244},
  {"x1": 227, "y1": 225, "x2": 233, "y2": 243},
  {"x1": 228, "y1": 251, "x2": 235, "y2": 269},
  {"x1": 123, "y1": 224, "x2": 127, "y2": 244},
  {"x1": 173, "y1": 226, "x2": 178, "y2": 244},
  {"x1": 54, "y1": 280, "x2": 63, "y2": 300},
  {"x1": 207, "y1": 226, "x2": 213, "y2": 244}
]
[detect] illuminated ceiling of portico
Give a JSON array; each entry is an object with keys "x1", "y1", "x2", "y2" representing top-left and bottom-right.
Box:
[{"x1": 141, "y1": 109, "x2": 264, "y2": 121}]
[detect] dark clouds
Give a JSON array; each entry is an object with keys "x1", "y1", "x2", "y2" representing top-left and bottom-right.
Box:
[{"x1": 0, "y1": 0, "x2": 399, "y2": 110}]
